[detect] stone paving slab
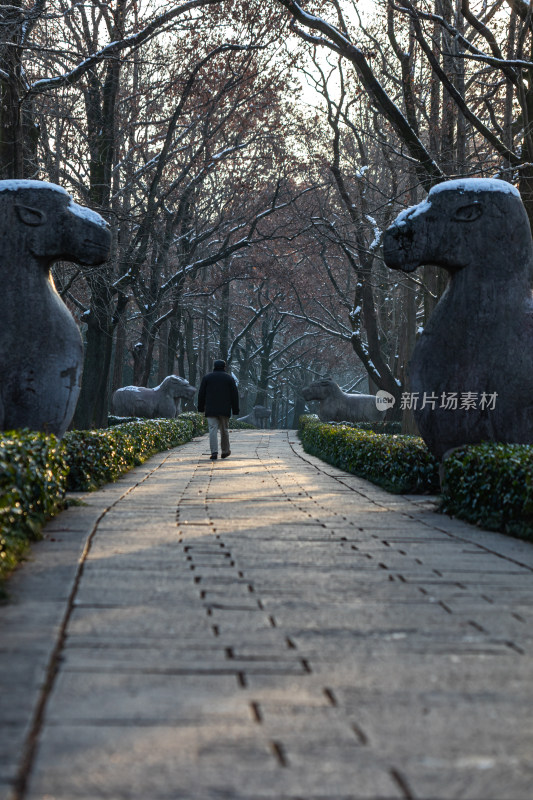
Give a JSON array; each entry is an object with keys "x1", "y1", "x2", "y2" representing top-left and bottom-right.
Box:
[
  {"x1": 24, "y1": 724, "x2": 402, "y2": 799},
  {"x1": 2, "y1": 430, "x2": 533, "y2": 799}
]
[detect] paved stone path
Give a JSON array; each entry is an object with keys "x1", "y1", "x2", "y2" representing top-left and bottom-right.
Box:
[{"x1": 2, "y1": 429, "x2": 533, "y2": 800}]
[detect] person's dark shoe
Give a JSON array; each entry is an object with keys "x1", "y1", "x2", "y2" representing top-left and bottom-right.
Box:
[
  {"x1": 210, "y1": 453, "x2": 218, "y2": 460},
  {"x1": 221, "y1": 451, "x2": 231, "y2": 459}
]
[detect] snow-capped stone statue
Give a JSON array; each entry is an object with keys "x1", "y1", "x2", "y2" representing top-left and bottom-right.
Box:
[
  {"x1": 0, "y1": 180, "x2": 111, "y2": 437},
  {"x1": 383, "y1": 177, "x2": 533, "y2": 458},
  {"x1": 111, "y1": 375, "x2": 196, "y2": 418},
  {"x1": 237, "y1": 404, "x2": 271, "y2": 428},
  {"x1": 302, "y1": 378, "x2": 384, "y2": 423}
]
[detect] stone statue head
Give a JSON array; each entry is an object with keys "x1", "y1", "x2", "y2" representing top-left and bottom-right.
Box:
[
  {"x1": 383, "y1": 178, "x2": 531, "y2": 280},
  {"x1": 0, "y1": 180, "x2": 111, "y2": 267},
  {"x1": 302, "y1": 379, "x2": 335, "y2": 401},
  {"x1": 160, "y1": 375, "x2": 196, "y2": 400}
]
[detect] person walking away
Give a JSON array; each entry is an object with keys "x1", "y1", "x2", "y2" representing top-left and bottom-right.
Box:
[{"x1": 197, "y1": 360, "x2": 239, "y2": 460}]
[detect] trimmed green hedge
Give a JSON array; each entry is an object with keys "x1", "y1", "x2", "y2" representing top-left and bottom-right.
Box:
[
  {"x1": 331, "y1": 420, "x2": 402, "y2": 435},
  {"x1": 0, "y1": 413, "x2": 209, "y2": 588},
  {"x1": 63, "y1": 415, "x2": 207, "y2": 491},
  {"x1": 300, "y1": 415, "x2": 533, "y2": 538},
  {"x1": 440, "y1": 442, "x2": 533, "y2": 540},
  {"x1": 109, "y1": 414, "x2": 253, "y2": 430},
  {"x1": 298, "y1": 414, "x2": 439, "y2": 494},
  {"x1": 0, "y1": 431, "x2": 68, "y2": 585}
]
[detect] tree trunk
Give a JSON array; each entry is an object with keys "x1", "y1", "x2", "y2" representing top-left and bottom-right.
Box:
[
  {"x1": 0, "y1": 2, "x2": 25, "y2": 179},
  {"x1": 72, "y1": 291, "x2": 114, "y2": 429},
  {"x1": 429, "y1": 7, "x2": 441, "y2": 160},
  {"x1": 254, "y1": 317, "x2": 274, "y2": 406},
  {"x1": 112, "y1": 317, "x2": 126, "y2": 391},
  {"x1": 440, "y1": 0, "x2": 456, "y2": 174},
  {"x1": 254, "y1": 375, "x2": 269, "y2": 406},
  {"x1": 454, "y1": 0, "x2": 466, "y2": 174},
  {"x1": 140, "y1": 332, "x2": 156, "y2": 387},
  {"x1": 238, "y1": 334, "x2": 253, "y2": 414},
  {"x1": 219, "y1": 279, "x2": 230, "y2": 361},
  {"x1": 503, "y1": 10, "x2": 517, "y2": 175},
  {"x1": 185, "y1": 315, "x2": 198, "y2": 387},
  {"x1": 158, "y1": 321, "x2": 169, "y2": 382},
  {"x1": 519, "y1": 37, "x2": 533, "y2": 230},
  {"x1": 271, "y1": 385, "x2": 279, "y2": 429},
  {"x1": 74, "y1": 2, "x2": 125, "y2": 428}
]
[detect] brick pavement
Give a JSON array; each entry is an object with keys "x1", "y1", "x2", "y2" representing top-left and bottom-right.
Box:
[{"x1": 1, "y1": 429, "x2": 533, "y2": 799}]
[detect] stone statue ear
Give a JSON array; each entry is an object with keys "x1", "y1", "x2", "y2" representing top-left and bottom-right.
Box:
[
  {"x1": 15, "y1": 204, "x2": 46, "y2": 226},
  {"x1": 452, "y1": 202, "x2": 482, "y2": 222}
]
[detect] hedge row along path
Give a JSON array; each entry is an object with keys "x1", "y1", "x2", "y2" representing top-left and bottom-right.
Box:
[{"x1": 2, "y1": 429, "x2": 533, "y2": 800}]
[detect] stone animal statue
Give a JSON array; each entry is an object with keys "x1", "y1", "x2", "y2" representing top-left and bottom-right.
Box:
[
  {"x1": 383, "y1": 177, "x2": 533, "y2": 459},
  {"x1": 0, "y1": 180, "x2": 111, "y2": 436},
  {"x1": 302, "y1": 379, "x2": 384, "y2": 423},
  {"x1": 111, "y1": 375, "x2": 196, "y2": 418},
  {"x1": 237, "y1": 404, "x2": 271, "y2": 428}
]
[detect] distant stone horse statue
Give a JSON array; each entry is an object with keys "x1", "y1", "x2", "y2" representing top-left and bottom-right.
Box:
[
  {"x1": 237, "y1": 405, "x2": 271, "y2": 428},
  {"x1": 111, "y1": 375, "x2": 196, "y2": 418},
  {"x1": 302, "y1": 379, "x2": 384, "y2": 423},
  {"x1": 0, "y1": 180, "x2": 111, "y2": 436}
]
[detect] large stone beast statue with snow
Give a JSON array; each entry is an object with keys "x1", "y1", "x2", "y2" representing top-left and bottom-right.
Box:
[
  {"x1": 383, "y1": 178, "x2": 533, "y2": 459},
  {"x1": 0, "y1": 180, "x2": 111, "y2": 436},
  {"x1": 111, "y1": 375, "x2": 196, "y2": 418},
  {"x1": 302, "y1": 379, "x2": 384, "y2": 423}
]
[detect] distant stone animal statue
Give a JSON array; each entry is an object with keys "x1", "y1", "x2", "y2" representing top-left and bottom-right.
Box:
[
  {"x1": 0, "y1": 180, "x2": 110, "y2": 436},
  {"x1": 383, "y1": 177, "x2": 533, "y2": 459},
  {"x1": 302, "y1": 379, "x2": 384, "y2": 423},
  {"x1": 111, "y1": 375, "x2": 196, "y2": 418},
  {"x1": 237, "y1": 404, "x2": 271, "y2": 428}
]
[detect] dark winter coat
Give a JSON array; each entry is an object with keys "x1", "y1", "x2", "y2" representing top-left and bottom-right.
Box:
[{"x1": 197, "y1": 368, "x2": 239, "y2": 417}]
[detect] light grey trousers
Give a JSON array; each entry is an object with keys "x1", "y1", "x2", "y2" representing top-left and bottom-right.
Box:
[{"x1": 207, "y1": 416, "x2": 230, "y2": 455}]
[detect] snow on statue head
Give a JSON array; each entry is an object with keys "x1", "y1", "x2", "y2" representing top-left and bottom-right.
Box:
[
  {"x1": 383, "y1": 177, "x2": 533, "y2": 458},
  {"x1": 0, "y1": 180, "x2": 111, "y2": 436}
]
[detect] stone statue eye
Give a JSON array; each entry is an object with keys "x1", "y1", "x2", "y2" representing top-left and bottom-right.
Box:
[
  {"x1": 453, "y1": 202, "x2": 482, "y2": 222},
  {"x1": 15, "y1": 204, "x2": 46, "y2": 226}
]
